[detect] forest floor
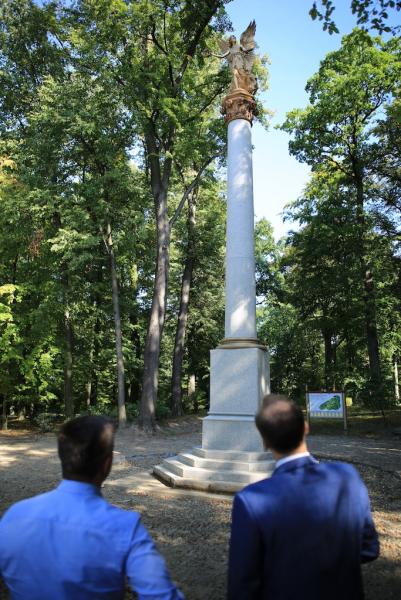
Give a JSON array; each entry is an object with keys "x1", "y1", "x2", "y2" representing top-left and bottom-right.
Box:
[{"x1": 0, "y1": 415, "x2": 401, "y2": 599}]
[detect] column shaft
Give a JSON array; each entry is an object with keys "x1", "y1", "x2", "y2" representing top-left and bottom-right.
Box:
[{"x1": 225, "y1": 118, "x2": 257, "y2": 340}]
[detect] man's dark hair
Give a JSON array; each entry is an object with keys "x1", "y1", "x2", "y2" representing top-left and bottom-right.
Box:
[
  {"x1": 255, "y1": 394, "x2": 305, "y2": 453},
  {"x1": 58, "y1": 416, "x2": 115, "y2": 480}
]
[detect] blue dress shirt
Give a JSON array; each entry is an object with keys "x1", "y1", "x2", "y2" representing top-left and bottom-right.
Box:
[{"x1": 0, "y1": 480, "x2": 184, "y2": 599}]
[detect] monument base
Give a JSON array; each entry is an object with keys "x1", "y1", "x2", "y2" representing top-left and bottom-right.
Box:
[
  {"x1": 153, "y1": 346, "x2": 272, "y2": 493},
  {"x1": 153, "y1": 447, "x2": 275, "y2": 494},
  {"x1": 203, "y1": 345, "x2": 270, "y2": 452},
  {"x1": 202, "y1": 415, "x2": 263, "y2": 452}
]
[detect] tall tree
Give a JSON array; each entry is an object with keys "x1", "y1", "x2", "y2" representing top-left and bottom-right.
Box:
[
  {"x1": 56, "y1": 0, "x2": 231, "y2": 428},
  {"x1": 110, "y1": 0, "x2": 229, "y2": 429},
  {"x1": 282, "y1": 29, "x2": 401, "y2": 399},
  {"x1": 171, "y1": 190, "x2": 197, "y2": 417}
]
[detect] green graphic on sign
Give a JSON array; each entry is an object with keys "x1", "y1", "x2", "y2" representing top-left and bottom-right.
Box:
[{"x1": 319, "y1": 395, "x2": 341, "y2": 411}]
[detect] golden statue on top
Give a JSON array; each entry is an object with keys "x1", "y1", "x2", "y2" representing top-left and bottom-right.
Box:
[{"x1": 216, "y1": 20, "x2": 258, "y2": 95}]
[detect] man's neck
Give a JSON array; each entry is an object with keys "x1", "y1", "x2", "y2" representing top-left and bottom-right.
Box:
[
  {"x1": 63, "y1": 476, "x2": 102, "y2": 488},
  {"x1": 271, "y1": 440, "x2": 309, "y2": 462}
]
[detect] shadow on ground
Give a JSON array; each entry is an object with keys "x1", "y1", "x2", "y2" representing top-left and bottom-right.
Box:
[{"x1": 0, "y1": 418, "x2": 400, "y2": 600}]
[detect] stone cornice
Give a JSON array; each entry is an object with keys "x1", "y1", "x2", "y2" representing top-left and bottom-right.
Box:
[{"x1": 218, "y1": 337, "x2": 267, "y2": 351}]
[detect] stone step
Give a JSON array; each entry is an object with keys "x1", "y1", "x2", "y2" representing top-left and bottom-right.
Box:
[
  {"x1": 161, "y1": 457, "x2": 270, "y2": 484},
  {"x1": 153, "y1": 464, "x2": 242, "y2": 494},
  {"x1": 153, "y1": 445, "x2": 275, "y2": 494},
  {"x1": 178, "y1": 451, "x2": 275, "y2": 473},
  {"x1": 192, "y1": 447, "x2": 270, "y2": 462}
]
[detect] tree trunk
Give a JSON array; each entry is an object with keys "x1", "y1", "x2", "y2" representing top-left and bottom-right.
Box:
[
  {"x1": 332, "y1": 340, "x2": 337, "y2": 390},
  {"x1": 53, "y1": 212, "x2": 74, "y2": 419},
  {"x1": 354, "y1": 171, "x2": 382, "y2": 397},
  {"x1": 86, "y1": 380, "x2": 92, "y2": 408},
  {"x1": 64, "y1": 303, "x2": 74, "y2": 419},
  {"x1": 323, "y1": 329, "x2": 333, "y2": 391},
  {"x1": 86, "y1": 339, "x2": 94, "y2": 408},
  {"x1": 171, "y1": 195, "x2": 196, "y2": 416},
  {"x1": 394, "y1": 356, "x2": 400, "y2": 404},
  {"x1": 129, "y1": 311, "x2": 142, "y2": 405},
  {"x1": 188, "y1": 374, "x2": 196, "y2": 399},
  {"x1": 1, "y1": 396, "x2": 7, "y2": 430},
  {"x1": 88, "y1": 265, "x2": 104, "y2": 408},
  {"x1": 363, "y1": 261, "x2": 381, "y2": 381},
  {"x1": 106, "y1": 223, "x2": 127, "y2": 425},
  {"x1": 85, "y1": 300, "x2": 98, "y2": 409},
  {"x1": 139, "y1": 188, "x2": 170, "y2": 430},
  {"x1": 310, "y1": 342, "x2": 320, "y2": 390},
  {"x1": 170, "y1": 260, "x2": 192, "y2": 416},
  {"x1": 89, "y1": 314, "x2": 101, "y2": 407}
]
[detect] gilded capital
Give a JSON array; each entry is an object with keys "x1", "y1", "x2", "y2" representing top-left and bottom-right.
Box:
[{"x1": 221, "y1": 91, "x2": 258, "y2": 125}]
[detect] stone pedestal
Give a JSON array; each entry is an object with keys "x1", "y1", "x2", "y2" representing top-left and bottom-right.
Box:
[
  {"x1": 202, "y1": 347, "x2": 269, "y2": 452},
  {"x1": 153, "y1": 89, "x2": 272, "y2": 493}
]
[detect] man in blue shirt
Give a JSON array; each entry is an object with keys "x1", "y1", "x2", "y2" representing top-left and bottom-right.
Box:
[
  {"x1": 0, "y1": 415, "x2": 184, "y2": 599},
  {"x1": 228, "y1": 394, "x2": 379, "y2": 600}
]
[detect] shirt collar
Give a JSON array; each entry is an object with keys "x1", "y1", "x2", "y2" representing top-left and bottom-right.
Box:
[
  {"x1": 275, "y1": 451, "x2": 311, "y2": 471},
  {"x1": 57, "y1": 479, "x2": 102, "y2": 496}
]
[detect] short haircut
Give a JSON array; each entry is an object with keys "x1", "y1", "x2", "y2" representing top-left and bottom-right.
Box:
[
  {"x1": 255, "y1": 394, "x2": 305, "y2": 453},
  {"x1": 58, "y1": 416, "x2": 115, "y2": 480}
]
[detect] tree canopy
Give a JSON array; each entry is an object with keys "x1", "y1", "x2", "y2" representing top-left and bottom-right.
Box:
[{"x1": 310, "y1": 0, "x2": 401, "y2": 34}]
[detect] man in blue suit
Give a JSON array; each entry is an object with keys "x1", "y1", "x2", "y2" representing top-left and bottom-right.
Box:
[
  {"x1": 0, "y1": 415, "x2": 184, "y2": 599},
  {"x1": 228, "y1": 395, "x2": 379, "y2": 600}
]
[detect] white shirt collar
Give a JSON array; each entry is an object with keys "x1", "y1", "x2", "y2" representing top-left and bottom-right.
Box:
[{"x1": 275, "y1": 451, "x2": 311, "y2": 471}]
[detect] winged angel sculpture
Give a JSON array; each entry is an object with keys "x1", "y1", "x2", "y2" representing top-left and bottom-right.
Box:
[{"x1": 216, "y1": 21, "x2": 258, "y2": 95}]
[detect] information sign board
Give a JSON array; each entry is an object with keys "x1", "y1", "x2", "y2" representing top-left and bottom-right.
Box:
[{"x1": 306, "y1": 391, "x2": 347, "y2": 430}]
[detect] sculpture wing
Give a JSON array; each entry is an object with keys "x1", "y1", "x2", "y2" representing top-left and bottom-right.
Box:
[
  {"x1": 240, "y1": 20, "x2": 256, "y2": 51},
  {"x1": 218, "y1": 37, "x2": 230, "y2": 54}
]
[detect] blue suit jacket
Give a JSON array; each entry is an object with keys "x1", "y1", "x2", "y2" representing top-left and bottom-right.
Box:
[{"x1": 228, "y1": 455, "x2": 379, "y2": 600}]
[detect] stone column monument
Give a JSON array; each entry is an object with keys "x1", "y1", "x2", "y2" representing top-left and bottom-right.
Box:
[{"x1": 154, "y1": 22, "x2": 274, "y2": 492}]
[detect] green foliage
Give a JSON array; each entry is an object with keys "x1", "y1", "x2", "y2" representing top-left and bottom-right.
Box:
[
  {"x1": 262, "y1": 29, "x2": 401, "y2": 408},
  {"x1": 310, "y1": 0, "x2": 401, "y2": 34},
  {"x1": 34, "y1": 412, "x2": 59, "y2": 433},
  {"x1": 0, "y1": 0, "x2": 231, "y2": 424}
]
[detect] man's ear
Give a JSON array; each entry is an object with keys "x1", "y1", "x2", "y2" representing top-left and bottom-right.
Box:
[
  {"x1": 304, "y1": 421, "x2": 309, "y2": 437},
  {"x1": 262, "y1": 437, "x2": 270, "y2": 451},
  {"x1": 101, "y1": 453, "x2": 113, "y2": 481}
]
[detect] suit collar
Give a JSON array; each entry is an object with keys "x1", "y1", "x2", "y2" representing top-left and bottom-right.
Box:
[
  {"x1": 275, "y1": 451, "x2": 311, "y2": 470},
  {"x1": 273, "y1": 454, "x2": 318, "y2": 475}
]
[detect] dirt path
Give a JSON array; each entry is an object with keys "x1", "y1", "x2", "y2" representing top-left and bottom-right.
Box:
[
  {"x1": 1, "y1": 417, "x2": 400, "y2": 599},
  {"x1": 308, "y1": 434, "x2": 401, "y2": 473}
]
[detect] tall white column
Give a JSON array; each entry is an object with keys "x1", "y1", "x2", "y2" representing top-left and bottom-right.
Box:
[
  {"x1": 201, "y1": 91, "x2": 270, "y2": 453},
  {"x1": 225, "y1": 119, "x2": 257, "y2": 340}
]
